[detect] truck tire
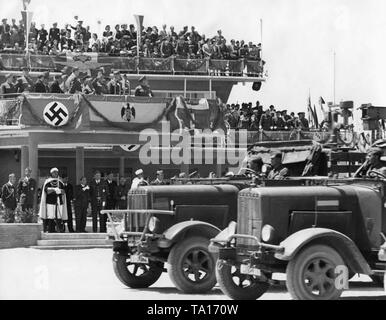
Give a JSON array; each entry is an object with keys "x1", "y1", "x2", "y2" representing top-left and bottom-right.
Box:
[
  {"x1": 216, "y1": 259, "x2": 269, "y2": 300},
  {"x1": 286, "y1": 244, "x2": 345, "y2": 300},
  {"x1": 167, "y1": 236, "x2": 216, "y2": 293},
  {"x1": 112, "y1": 253, "x2": 163, "y2": 288}
]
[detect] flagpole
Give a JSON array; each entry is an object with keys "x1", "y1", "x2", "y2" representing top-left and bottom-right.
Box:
[
  {"x1": 260, "y1": 18, "x2": 263, "y2": 61},
  {"x1": 333, "y1": 51, "x2": 336, "y2": 105}
]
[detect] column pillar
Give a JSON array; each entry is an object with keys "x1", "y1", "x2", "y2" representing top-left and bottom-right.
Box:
[
  {"x1": 119, "y1": 156, "x2": 125, "y2": 178},
  {"x1": 20, "y1": 145, "x2": 29, "y2": 175},
  {"x1": 75, "y1": 146, "x2": 84, "y2": 183},
  {"x1": 28, "y1": 138, "x2": 38, "y2": 181}
]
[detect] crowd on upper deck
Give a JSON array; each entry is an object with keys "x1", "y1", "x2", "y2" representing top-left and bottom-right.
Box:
[
  {"x1": 0, "y1": 17, "x2": 262, "y2": 61},
  {"x1": 225, "y1": 101, "x2": 310, "y2": 131}
]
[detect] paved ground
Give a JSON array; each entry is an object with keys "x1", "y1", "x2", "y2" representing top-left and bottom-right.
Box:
[{"x1": 0, "y1": 248, "x2": 385, "y2": 300}]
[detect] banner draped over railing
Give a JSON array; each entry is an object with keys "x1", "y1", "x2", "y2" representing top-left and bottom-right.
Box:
[
  {"x1": 17, "y1": 93, "x2": 226, "y2": 133},
  {"x1": 209, "y1": 59, "x2": 243, "y2": 75},
  {"x1": 246, "y1": 60, "x2": 263, "y2": 75},
  {"x1": 0, "y1": 53, "x2": 67, "y2": 71},
  {"x1": 138, "y1": 57, "x2": 173, "y2": 73},
  {"x1": 174, "y1": 59, "x2": 207, "y2": 74}
]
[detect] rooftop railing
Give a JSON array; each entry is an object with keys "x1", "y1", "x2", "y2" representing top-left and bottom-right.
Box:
[{"x1": 0, "y1": 53, "x2": 264, "y2": 77}]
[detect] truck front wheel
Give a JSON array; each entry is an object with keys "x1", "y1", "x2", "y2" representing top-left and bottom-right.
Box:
[
  {"x1": 112, "y1": 253, "x2": 163, "y2": 288},
  {"x1": 286, "y1": 244, "x2": 345, "y2": 300},
  {"x1": 216, "y1": 259, "x2": 270, "y2": 300},
  {"x1": 167, "y1": 236, "x2": 217, "y2": 293}
]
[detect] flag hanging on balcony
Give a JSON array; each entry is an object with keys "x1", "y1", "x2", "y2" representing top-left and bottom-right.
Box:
[
  {"x1": 307, "y1": 94, "x2": 314, "y2": 128},
  {"x1": 313, "y1": 104, "x2": 319, "y2": 129},
  {"x1": 134, "y1": 15, "x2": 144, "y2": 56}
]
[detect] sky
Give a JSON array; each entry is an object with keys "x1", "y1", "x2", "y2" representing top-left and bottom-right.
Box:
[{"x1": 2, "y1": 0, "x2": 386, "y2": 115}]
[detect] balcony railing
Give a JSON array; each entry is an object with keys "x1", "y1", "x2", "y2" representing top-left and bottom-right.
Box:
[{"x1": 0, "y1": 53, "x2": 264, "y2": 77}]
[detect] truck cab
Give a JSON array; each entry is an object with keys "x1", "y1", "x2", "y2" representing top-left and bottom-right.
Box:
[
  {"x1": 211, "y1": 177, "x2": 386, "y2": 300},
  {"x1": 106, "y1": 179, "x2": 250, "y2": 293}
]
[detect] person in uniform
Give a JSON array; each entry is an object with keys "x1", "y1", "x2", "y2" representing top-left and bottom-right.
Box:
[
  {"x1": 65, "y1": 67, "x2": 82, "y2": 94},
  {"x1": 107, "y1": 71, "x2": 122, "y2": 95},
  {"x1": 39, "y1": 168, "x2": 68, "y2": 233},
  {"x1": 89, "y1": 171, "x2": 107, "y2": 233},
  {"x1": 49, "y1": 22, "x2": 60, "y2": 43},
  {"x1": 354, "y1": 147, "x2": 386, "y2": 178},
  {"x1": 1, "y1": 173, "x2": 17, "y2": 223},
  {"x1": 134, "y1": 76, "x2": 154, "y2": 97},
  {"x1": 131, "y1": 169, "x2": 148, "y2": 189},
  {"x1": 267, "y1": 151, "x2": 289, "y2": 180},
  {"x1": 50, "y1": 74, "x2": 63, "y2": 93},
  {"x1": 20, "y1": 67, "x2": 34, "y2": 92},
  {"x1": 1, "y1": 73, "x2": 16, "y2": 98},
  {"x1": 151, "y1": 170, "x2": 166, "y2": 185},
  {"x1": 17, "y1": 167, "x2": 37, "y2": 211},
  {"x1": 296, "y1": 112, "x2": 309, "y2": 130},
  {"x1": 116, "y1": 177, "x2": 129, "y2": 209},
  {"x1": 105, "y1": 172, "x2": 118, "y2": 210},
  {"x1": 62, "y1": 174, "x2": 74, "y2": 233},
  {"x1": 34, "y1": 73, "x2": 49, "y2": 93},
  {"x1": 259, "y1": 109, "x2": 272, "y2": 131},
  {"x1": 74, "y1": 176, "x2": 90, "y2": 233}
]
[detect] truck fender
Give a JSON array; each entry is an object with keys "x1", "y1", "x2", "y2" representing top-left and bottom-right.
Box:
[
  {"x1": 157, "y1": 221, "x2": 221, "y2": 249},
  {"x1": 274, "y1": 228, "x2": 372, "y2": 275}
]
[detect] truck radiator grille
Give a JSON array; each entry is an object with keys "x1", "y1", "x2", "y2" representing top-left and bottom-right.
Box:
[
  {"x1": 237, "y1": 194, "x2": 262, "y2": 247},
  {"x1": 126, "y1": 191, "x2": 152, "y2": 232}
]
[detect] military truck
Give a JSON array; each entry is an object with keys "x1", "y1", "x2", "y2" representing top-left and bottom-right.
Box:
[
  {"x1": 103, "y1": 179, "x2": 251, "y2": 293},
  {"x1": 210, "y1": 176, "x2": 386, "y2": 300}
]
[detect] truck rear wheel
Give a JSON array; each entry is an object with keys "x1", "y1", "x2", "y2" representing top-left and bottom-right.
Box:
[
  {"x1": 286, "y1": 244, "x2": 345, "y2": 300},
  {"x1": 167, "y1": 236, "x2": 217, "y2": 293},
  {"x1": 112, "y1": 253, "x2": 163, "y2": 288},
  {"x1": 216, "y1": 259, "x2": 269, "y2": 300}
]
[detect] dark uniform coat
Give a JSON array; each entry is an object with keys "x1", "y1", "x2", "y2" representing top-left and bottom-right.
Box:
[
  {"x1": 105, "y1": 180, "x2": 118, "y2": 210},
  {"x1": 116, "y1": 183, "x2": 129, "y2": 209},
  {"x1": 89, "y1": 179, "x2": 107, "y2": 233},
  {"x1": 34, "y1": 79, "x2": 48, "y2": 93},
  {"x1": 74, "y1": 184, "x2": 90, "y2": 232},
  {"x1": 267, "y1": 165, "x2": 289, "y2": 180},
  {"x1": 17, "y1": 177, "x2": 36, "y2": 210},
  {"x1": 1, "y1": 182, "x2": 17, "y2": 210},
  {"x1": 50, "y1": 80, "x2": 63, "y2": 93}
]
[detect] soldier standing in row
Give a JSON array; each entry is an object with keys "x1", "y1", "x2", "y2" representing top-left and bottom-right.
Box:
[
  {"x1": 17, "y1": 167, "x2": 36, "y2": 211},
  {"x1": 62, "y1": 174, "x2": 74, "y2": 233},
  {"x1": 74, "y1": 176, "x2": 90, "y2": 233},
  {"x1": 116, "y1": 177, "x2": 129, "y2": 209},
  {"x1": 90, "y1": 171, "x2": 107, "y2": 233},
  {"x1": 1, "y1": 173, "x2": 17, "y2": 223},
  {"x1": 105, "y1": 173, "x2": 118, "y2": 232}
]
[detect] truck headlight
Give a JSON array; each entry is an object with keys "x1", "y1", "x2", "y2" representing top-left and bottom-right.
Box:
[
  {"x1": 261, "y1": 224, "x2": 274, "y2": 242},
  {"x1": 148, "y1": 216, "x2": 160, "y2": 233}
]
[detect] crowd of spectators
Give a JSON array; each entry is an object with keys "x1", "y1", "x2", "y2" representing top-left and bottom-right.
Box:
[
  {"x1": 225, "y1": 101, "x2": 310, "y2": 131},
  {"x1": 0, "y1": 17, "x2": 262, "y2": 61},
  {"x1": 0, "y1": 67, "x2": 156, "y2": 97}
]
